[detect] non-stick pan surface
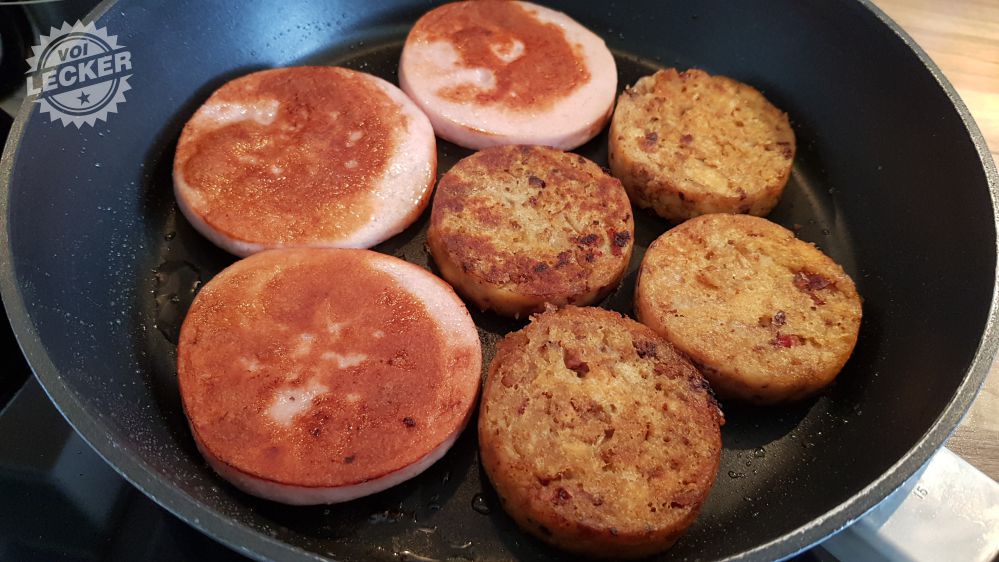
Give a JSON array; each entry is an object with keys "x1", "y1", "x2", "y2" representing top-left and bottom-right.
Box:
[{"x1": 2, "y1": 1, "x2": 997, "y2": 560}]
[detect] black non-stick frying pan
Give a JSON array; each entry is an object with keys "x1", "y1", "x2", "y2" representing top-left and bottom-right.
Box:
[{"x1": 2, "y1": 1, "x2": 997, "y2": 560}]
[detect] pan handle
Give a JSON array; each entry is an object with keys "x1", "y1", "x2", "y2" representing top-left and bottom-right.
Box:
[{"x1": 819, "y1": 447, "x2": 999, "y2": 562}]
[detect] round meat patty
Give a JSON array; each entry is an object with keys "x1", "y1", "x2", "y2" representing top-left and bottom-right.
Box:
[
  {"x1": 609, "y1": 68, "x2": 795, "y2": 221},
  {"x1": 174, "y1": 66, "x2": 436, "y2": 256},
  {"x1": 177, "y1": 248, "x2": 481, "y2": 504},
  {"x1": 479, "y1": 306, "x2": 724, "y2": 558},
  {"x1": 400, "y1": 1, "x2": 617, "y2": 150},
  {"x1": 427, "y1": 145, "x2": 634, "y2": 318},
  {"x1": 635, "y1": 214, "x2": 862, "y2": 404}
]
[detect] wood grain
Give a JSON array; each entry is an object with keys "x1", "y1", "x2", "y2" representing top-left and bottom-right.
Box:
[{"x1": 874, "y1": 0, "x2": 999, "y2": 481}]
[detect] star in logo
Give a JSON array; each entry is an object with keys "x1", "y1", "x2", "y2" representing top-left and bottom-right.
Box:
[{"x1": 77, "y1": 91, "x2": 91, "y2": 105}]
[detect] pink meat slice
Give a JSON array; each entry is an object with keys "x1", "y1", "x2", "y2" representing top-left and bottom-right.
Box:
[
  {"x1": 177, "y1": 248, "x2": 481, "y2": 504},
  {"x1": 399, "y1": 0, "x2": 617, "y2": 150},
  {"x1": 173, "y1": 67, "x2": 436, "y2": 257}
]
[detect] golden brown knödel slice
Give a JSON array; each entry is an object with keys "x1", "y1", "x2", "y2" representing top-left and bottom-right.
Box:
[
  {"x1": 428, "y1": 145, "x2": 634, "y2": 318},
  {"x1": 609, "y1": 68, "x2": 795, "y2": 221},
  {"x1": 479, "y1": 306, "x2": 724, "y2": 558},
  {"x1": 635, "y1": 214, "x2": 862, "y2": 404}
]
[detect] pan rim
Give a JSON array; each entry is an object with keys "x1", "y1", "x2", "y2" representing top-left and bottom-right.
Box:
[
  {"x1": 1, "y1": 1, "x2": 996, "y2": 561},
  {"x1": 735, "y1": 2, "x2": 999, "y2": 558}
]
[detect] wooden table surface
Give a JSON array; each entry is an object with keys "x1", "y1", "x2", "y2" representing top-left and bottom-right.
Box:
[{"x1": 873, "y1": 0, "x2": 999, "y2": 481}]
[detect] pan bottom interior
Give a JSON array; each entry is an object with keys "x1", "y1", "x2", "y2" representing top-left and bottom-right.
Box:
[{"x1": 139, "y1": 38, "x2": 869, "y2": 562}]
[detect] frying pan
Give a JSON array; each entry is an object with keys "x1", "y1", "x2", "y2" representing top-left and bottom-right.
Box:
[{"x1": 1, "y1": 0, "x2": 997, "y2": 560}]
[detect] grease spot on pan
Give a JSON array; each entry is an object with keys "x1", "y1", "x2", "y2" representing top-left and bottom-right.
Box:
[{"x1": 152, "y1": 260, "x2": 202, "y2": 344}]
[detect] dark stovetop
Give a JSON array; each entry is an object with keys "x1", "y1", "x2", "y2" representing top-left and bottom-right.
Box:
[{"x1": 0, "y1": 377, "x2": 245, "y2": 562}]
